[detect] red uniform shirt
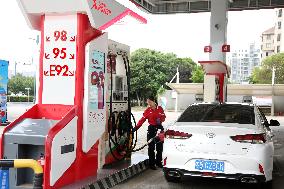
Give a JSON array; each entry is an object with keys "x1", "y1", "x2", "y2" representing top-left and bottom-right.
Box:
[{"x1": 136, "y1": 106, "x2": 166, "y2": 129}]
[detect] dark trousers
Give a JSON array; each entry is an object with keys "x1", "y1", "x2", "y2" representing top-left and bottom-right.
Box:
[{"x1": 147, "y1": 125, "x2": 164, "y2": 166}]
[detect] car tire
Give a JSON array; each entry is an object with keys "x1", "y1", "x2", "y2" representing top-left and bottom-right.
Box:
[{"x1": 257, "y1": 181, "x2": 272, "y2": 189}]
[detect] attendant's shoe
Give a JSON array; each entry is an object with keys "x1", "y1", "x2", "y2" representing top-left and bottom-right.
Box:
[{"x1": 156, "y1": 163, "x2": 163, "y2": 168}]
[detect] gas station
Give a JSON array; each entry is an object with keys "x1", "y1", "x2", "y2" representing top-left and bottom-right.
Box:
[{"x1": 0, "y1": 0, "x2": 284, "y2": 189}]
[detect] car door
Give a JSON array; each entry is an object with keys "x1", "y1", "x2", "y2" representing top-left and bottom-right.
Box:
[{"x1": 257, "y1": 107, "x2": 274, "y2": 142}]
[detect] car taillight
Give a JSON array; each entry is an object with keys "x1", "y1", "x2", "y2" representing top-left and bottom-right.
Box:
[
  {"x1": 259, "y1": 164, "x2": 264, "y2": 174},
  {"x1": 230, "y1": 133, "x2": 266, "y2": 144},
  {"x1": 164, "y1": 157, "x2": 167, "y2": 166},
  {"x1": 165, "y1": 129, "x2": 192, "y2": 139}
]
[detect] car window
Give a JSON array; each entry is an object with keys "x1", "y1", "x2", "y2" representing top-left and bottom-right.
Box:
[
  {"x1": 258, "y1": 108, "x2": 268, "y2": 123},
  {"x1": 177, "y1": 104, "x2": 255, "y2": 124},
  {"x1": 257, "y1": 107, "x2": 270, "y2": 130}
]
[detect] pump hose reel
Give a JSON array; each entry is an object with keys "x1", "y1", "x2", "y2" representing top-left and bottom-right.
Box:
[{"x1": 107, "y1": 52, "x2": 142, "y2": 161}]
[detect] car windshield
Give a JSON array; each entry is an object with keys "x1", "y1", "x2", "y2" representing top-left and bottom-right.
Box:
[{"x1": 177, "y1": 104, "x2": 255, "y2": 124}]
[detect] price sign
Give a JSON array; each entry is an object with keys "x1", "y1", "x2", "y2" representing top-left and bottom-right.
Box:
[
  {"x1": 44, "y1": 30, "x2": 76, "y2": 77},
  {"x1": 42, "y1": 15, "x2": 77, "y2": 105}
]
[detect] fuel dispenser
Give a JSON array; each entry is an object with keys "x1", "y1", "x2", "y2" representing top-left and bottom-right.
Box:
[
  {"x1": 198, "y1": 61, "x2": 230, "y2": 103},
  {"x1": 103, "y1": 40, "x2": 138, "y2": 165},
  {"x1": 0, "y1": 1, "x2": 146, "y2": 188}
]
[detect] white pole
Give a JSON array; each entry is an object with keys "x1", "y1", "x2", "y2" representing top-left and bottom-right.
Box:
[
  {"x1": 175, "y1": 66, "x2": 179, "y2": 112},
  {"x1": 272, "y1": 67, "x2": 275, "y2": 85},
  {"x1": 25, "y1": 88, "x2": 31, "y2": 103},
  {"x1": 176, "y1": 67, "x2": 179, "y2": 84},
  {"x1": 271, "y1": 67, "x2": 275, "y2": 116},
  {"x1": 175, "y1": 94, "x2": 178, "y2": 112}
]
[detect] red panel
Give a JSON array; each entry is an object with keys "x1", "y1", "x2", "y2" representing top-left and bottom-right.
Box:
[
  {"x1": 99, "y1": 8, "x2": 147, "y2": 30},
  {"x1": 0, "y1": 104, "x2": 74, "y2": 159},
  {"x1": 47, "y1": 142, "x2": 99, "y2": 188},
  {"x1": 218, "y1": 73, "x2": 225, "y2": 103},
  {"x1": 44, "y1": 14, "x2": 103, "y2": 188},
  {"x1": 44, "y1": 106, "x2": 77, "y2": 188},
  {"x1": 39, "y1": 15, "x2": 45, "y2": 104},
  {"x1": 73, "y1": 12, "x2": 101, "y2": 183},
  {"x1": 35, "y1": 104, "x2": 73, "y2": 120}
]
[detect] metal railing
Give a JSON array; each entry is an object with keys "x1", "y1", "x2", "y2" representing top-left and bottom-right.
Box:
[{"x1": 0, "y1": 159, "x2": 43, "y2": 189}]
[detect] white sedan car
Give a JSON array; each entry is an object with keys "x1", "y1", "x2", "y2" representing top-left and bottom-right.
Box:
[{"x1": 163, "y1": 103, "x2": 279, "y2": 186}]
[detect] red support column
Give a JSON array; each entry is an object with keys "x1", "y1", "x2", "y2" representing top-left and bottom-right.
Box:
[{"x1": 218, "y1": 73, "x2": 225, "y2": 103}]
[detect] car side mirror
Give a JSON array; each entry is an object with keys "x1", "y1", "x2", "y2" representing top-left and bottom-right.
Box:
[
  {"x1": 263, "y1": 120, "x2": 269, "y2": 127},
  {"x1": 270, "y1": 119, "x2": 280, "y2": 126}
]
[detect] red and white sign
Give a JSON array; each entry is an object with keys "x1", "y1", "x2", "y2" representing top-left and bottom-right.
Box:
[
  {"x1": 83, "y1": 33, "x2": 108, "y2": 153},
  {"x1": 86, "y1": 0, "x2": 127, "y2": 30},
  {"x1": 42, "y1": 15, "x2": 77, "y2": 105},
  {"x1": 222, "y1": 44, "x2": 230, "y2": 52},
  {"x1": 204, "y1": 46, "x2": 212, "y2": 53}
]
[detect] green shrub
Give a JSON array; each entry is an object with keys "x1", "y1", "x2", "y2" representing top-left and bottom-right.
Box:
[{"x1": 7, "y1": 96, "x2": 34, "y2": 102}]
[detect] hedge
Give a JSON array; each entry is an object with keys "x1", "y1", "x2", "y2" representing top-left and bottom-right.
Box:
[{"x1": 7, "y1": 96, "x2": 35, "y2": 102}]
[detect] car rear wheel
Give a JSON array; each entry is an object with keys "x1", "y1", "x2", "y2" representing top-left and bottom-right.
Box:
[{"x1": 257, "y1": 181, "x2": 272, "y2": 189}]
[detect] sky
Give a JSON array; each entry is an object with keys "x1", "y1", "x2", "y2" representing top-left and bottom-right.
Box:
[{"x1": 0, "y1": 1, "x2": 277, "y2": 72}]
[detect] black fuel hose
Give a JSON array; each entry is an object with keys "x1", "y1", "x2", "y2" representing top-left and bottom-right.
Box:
[{"x1": 107, "y1": 53, "x2": 141, "y2": 161}]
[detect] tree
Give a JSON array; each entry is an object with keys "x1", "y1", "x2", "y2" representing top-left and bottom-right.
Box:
[
  {"x1": 130, "y1": 49, "x2": 169, "y2": 105},
  {"x1": 130, "y1": 48, "x2": 198, "y2": 105},
  {"x1": 191, "y1": 65, "x2": 204, "y2": 83},
  {"x1": 250, "y1": 53, "x2": 284, "y2": 84},
  {"x1": 168, "y1": 57, "x2": 197, "y2": 83},
  {"x1": 8, "y1": 74, "x2": 35, "y2": 95}
]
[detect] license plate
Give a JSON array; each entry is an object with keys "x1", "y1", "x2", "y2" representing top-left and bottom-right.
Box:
[{"x1": 195, "y1": 160, "x2": 225, "y2": 172}]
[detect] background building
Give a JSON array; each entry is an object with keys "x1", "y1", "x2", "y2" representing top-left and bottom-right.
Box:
[
  {"x1": 261, "y1": 8, "x2": 284, "y2": 59},
  {"x1": 274, "y1": 9, "x2": 284, "y2": 53},
  {"x1": 261, "y1": 27, "x2": 275, "y2": 58},
  {"x1": 228, "y1": 42, "x2": 261, "y2": 83}
]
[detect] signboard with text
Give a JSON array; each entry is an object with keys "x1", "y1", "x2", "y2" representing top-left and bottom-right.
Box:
[
  {"x1": 85, "y1": 0, "x2": 127, "y2": 30},
  {"x1": 0, "y1": 60, "x2": 8, "y2": 123},
  {"x1": 42, "y1": 15, "x2": 77, "y2": 105},
  {"x1": 204, "y1": 46, "x2": 212, "y2": 53},
  {"x1": 89, "y1": 50, "x2": 105, "y2": 110},
  {"x1": 83, "y1": 33, "x2": 108, "y2": 153},
  {"x1": 222, "y1": 44, "x2": 230, "y2": 52}
]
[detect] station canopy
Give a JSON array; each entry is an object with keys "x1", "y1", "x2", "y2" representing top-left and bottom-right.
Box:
[{"x1": 130, "y1": 0, "x2": 284, "y2": 14}]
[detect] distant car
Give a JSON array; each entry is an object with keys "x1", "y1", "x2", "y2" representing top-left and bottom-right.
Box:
[
  {"x1": 242, "y1": 95, "x2": 252, "y2": 103},
  {"x1": 163, "y1": 103, "x2": 278, "y2": 187}
]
